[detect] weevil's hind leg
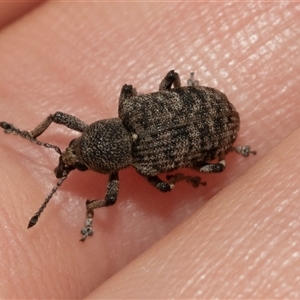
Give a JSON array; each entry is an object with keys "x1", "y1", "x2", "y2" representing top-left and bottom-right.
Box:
[
  {"x1": 159, "y1": 70, "x2": 181, "y2": 91},
  {"x1": 232, "y1": 145, "x2": 257, "y2": 157},
  {"x1": 142, "y1": 175, "x2": 174, "y2": 192},
  {"x1": 166, "y1": 173, "x2": 206, "y2": 188},
  {"x1": 80, "y1": 172, "x2": 119, "y2": 242}
]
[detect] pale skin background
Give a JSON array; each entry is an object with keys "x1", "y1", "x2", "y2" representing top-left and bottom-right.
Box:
[{"x1": 0, "y1": 1, "x2": 300, "y2": 299}]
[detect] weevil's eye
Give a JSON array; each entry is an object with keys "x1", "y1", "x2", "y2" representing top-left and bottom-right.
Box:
[
  {"x1": 54, "y1": 164, "x2": 64, "y2": 178},
  {"x1": 75, "y1": 162, "x2": 88, "y2": 172},
  {"x1": 68, "y1": 139, "x2": 76, "y2": 146},
  {"x1": 54, "y1": 157, "x2": 75, "y2": 178}
]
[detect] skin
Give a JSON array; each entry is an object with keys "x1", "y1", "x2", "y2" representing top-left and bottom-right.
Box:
[{"x1": 0, "y1": 2, "x2": 299, "y2": 299}]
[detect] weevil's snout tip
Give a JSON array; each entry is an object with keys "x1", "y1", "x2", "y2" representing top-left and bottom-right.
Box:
[
  {"x1": 54, "y1": 157, "x2": 74, "y2": 178},
  {"x1": 54, "y1": 157, "x2": 64, "y2": 178}
]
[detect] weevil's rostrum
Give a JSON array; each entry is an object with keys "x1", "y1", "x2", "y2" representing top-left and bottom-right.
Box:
[{"x1": 0, "y1": 70, "x2": 256, "y2": 241}]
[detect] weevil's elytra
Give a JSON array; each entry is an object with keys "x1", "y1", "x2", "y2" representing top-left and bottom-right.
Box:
[{"x1": 0, "y1": 70, "x2": 256, "y2": 241}]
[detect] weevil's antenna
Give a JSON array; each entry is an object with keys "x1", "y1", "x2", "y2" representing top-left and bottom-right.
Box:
[
  {"x1": 28, "y1": 172, "x2": 68, "y2": 229},
  {"x1": 0, "y1": 121, "x2": 61, "y2": 155}
]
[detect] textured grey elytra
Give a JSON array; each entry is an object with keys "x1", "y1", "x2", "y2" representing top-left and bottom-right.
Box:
[{"x1": 0, "y1": 70, "x2": 256, "y2": 241}]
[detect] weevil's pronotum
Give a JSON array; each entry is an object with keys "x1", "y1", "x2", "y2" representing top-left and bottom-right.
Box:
[{"x1": 0, "y1": 70, "x2": 256, "y2": 241}]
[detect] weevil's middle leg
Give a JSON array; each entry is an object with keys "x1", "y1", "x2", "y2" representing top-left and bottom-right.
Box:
[
  {"x1": 143, "y1": 175, "x2": 175, "y2": 192},
  {"x1": 80, "y1": 172, "x2": 119, "y2": 242},
  {"x1": 193, "y1": 155, "x2": 227, "y2": 173},
  {"x1": 119, "y1": 84, "x2": 138, "y2": 102},
  {"x1": 159, "y1": 70, "x2": 181, "y2": 91}
]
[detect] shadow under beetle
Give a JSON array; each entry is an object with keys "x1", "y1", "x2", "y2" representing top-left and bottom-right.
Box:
[{"x1": 0, "y1": 70, "x2": 256, "y2": 241}]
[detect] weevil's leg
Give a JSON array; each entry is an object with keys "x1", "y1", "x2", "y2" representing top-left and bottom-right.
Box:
[
  {"x1": 194, "y1": 155, "x2": 227, "y2": 173},
  {"x1": 118, "y1": 84, "x2": 138, "y2": 116},
  {"x1": 80, "y1": 172, "x2": 119, "y2": 242},
  {"x1": 166, "y1": 173, "x2": 206, "y2": 188},
  {"x1": 119, "y1": 84, "x2": 137, "y2": 102},
  {"x1": 159, "y1": 70, "x2": 181, "y2": 91},
  {"x1": 143, "y1": 175, "x2": 174, "y2": 192},
  {"x1": 30, "y1": 111, "x2": 88, "y2": 138},
  {"x1": 232, "y1": 145, "x2": 257, "y2": 157},
  {"x1": 187, "y1": 72, "x2": 199, "y2": 87}
]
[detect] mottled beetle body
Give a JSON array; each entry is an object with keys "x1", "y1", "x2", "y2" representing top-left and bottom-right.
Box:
[
  {"x1": 120, "y1": 85, "x2": 240, "y2": 176},
  {"x1": 0, "y1": 70, "x2": 255, "y2": 241}
]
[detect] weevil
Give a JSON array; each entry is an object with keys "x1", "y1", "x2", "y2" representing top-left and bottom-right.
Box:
[{"x1": 0, "y1": 70, "x2": 256, "y2": 241}]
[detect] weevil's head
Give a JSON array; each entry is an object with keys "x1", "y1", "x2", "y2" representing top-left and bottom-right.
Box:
[{"x1": 54, "y1": 138, "x2": 88, "y2": 178}]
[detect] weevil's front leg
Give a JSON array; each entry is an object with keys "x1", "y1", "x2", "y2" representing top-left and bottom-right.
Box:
[
  {"x1": 159, "y1": 70, "x2": 181, "y2": 91},
  {"x1": 80, "y1": 172, "x2": 119, "y2": 242},
  {"x1": 30, "y1": 111, "x2": 88, "y2": 138}
]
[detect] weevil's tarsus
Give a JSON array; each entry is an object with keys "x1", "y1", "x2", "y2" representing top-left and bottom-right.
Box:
[
  {"x1": 187, "y1": 72, "x2": 199, "y2": 87},
  {"x1": 80, "y1": 172, "x2": 119, "y2": 241},
  {"x1": 80, "y1": 217, "x2": 94, "y2": 242},
  {"x1": 0, "y1": 121, "x2": 62, "y2": 155},
  {"x1": 28, "y1": 172, "x2": 69, "y2": 229},
  {"x1": 166, "y1": 173, "x2": 206, "y2": 187},
  {"x1": 232, "y1": 145, "x2": 257, "y2": 157}
]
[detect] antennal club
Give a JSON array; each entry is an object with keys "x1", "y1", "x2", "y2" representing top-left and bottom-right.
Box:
[{"x1": 28, "y1": 173, "x2": 68, "y2": 229}]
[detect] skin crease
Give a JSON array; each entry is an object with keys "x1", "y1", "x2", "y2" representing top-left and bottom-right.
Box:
[
  {"x1": 0, "y1": 1, "x2": 45, "y2": 29},
  {"x1": 0, "y1": 2, "x2": 299, "y2": 299}
]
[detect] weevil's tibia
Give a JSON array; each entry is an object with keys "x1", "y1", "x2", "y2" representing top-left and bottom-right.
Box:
[
  {"x1": 233, "y1": 145, "x2": 257, "y2": 157},
  {"x1": 28, "y1": 173, "x2": 68, "y2": 229},
  {"x1": 0, "y1": 121, "x2": 62, "y2": 154}
]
